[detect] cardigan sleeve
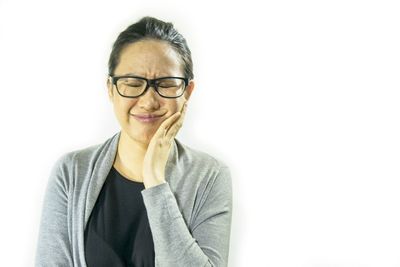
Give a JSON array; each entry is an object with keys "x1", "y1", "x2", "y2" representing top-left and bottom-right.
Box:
[
  {"x1": 141, "y1": 164, "x2": 233, "y2": 267},
  {"x1": 35, "y1": 154, "x2": 73, "y2": 267}
]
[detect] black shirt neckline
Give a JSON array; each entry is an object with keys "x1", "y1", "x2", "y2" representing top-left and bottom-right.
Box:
[{"x1": 111, "y1": 166, "x2": 144, "y2": 185}]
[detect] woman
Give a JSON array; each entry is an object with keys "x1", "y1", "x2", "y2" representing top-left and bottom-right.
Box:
[{"x1": 35, "y1": 16, "x2": 233, "y2": 267}]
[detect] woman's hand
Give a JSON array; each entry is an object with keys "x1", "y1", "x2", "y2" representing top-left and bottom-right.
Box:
[{"x1": 142, "y1": 101, "x2": 188, "y2": 189}]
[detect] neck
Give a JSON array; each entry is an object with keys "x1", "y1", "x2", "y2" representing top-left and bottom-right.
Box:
[{"x1": 114, "y1": 130, "x2": 148, "y2": 179}]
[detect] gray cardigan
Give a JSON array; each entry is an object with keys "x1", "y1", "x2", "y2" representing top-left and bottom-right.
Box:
[{"x1": 35, "y1": 131, "x2": 233, "y2": 267}]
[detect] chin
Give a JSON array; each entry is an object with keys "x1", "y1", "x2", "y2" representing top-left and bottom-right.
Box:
[{"x1": 133, "y1": 129, "x2": 156, "y2": 143}]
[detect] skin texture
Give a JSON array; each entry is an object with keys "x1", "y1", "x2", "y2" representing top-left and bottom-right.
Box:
[{"x1": 107, "y1": 39, "x2": 194, "y2": 189}]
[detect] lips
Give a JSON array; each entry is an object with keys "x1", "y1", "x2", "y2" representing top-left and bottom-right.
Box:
[
  {"x1": 131, "y1": 113, "x2": 164, "y2": 123},
  {"x1": 132, "y1": 114, "x2": 162, "y2": 119}
]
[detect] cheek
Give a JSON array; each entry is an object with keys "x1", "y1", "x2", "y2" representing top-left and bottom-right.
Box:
[
  {"x1": 117, "y1": 99, "x2": 138, "y2": 113},
  {"x1": 166, "y1": 101, "x2": 180, "y2": 114}
]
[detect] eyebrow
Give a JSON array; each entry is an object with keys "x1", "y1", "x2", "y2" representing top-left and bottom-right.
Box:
[
  {"x1": 120, "y1": 73, "x2": 177, "y2": 78},
  {"x1": 122, "y1": 73, "x2": 142, "y2": 76}
]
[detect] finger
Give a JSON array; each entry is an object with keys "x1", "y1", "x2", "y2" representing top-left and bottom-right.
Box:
[
  {"x1": 166, "y1": 102, "x2": 188, "y2": 138},
  {"x1": 153, "y1": 101, "x2": 188, "y2": 139},
  {"x1": 164, "y1": 101, "x2": 187, "y2": 133},
  {"x1": 166, "y1": 111, "x2": 182, "y2": 133},
  {"x1": 153, "y1": 110, "x2": 181, "y2": 138}
]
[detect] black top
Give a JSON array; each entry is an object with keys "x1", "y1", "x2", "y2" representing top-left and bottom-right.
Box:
[{"x1": 84, "y1": 166, "x2": 155, "y2": 267}]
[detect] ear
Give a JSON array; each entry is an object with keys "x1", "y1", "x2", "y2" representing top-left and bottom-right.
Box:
[
  {"x1": 183, "y1": 79, "x2": 195, "y2": 101},
  {"x1": 107, "y1": 77, "x2": 114, "y2": 102}
]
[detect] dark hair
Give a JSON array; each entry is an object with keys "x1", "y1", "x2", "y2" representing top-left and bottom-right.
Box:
[{"x1": 108, "y1": 16, "x2": 194, "y2": 80}]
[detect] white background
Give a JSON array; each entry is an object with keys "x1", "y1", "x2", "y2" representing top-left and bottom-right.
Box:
[{"x1": 1, "y1": 0, "x2": 399, "y2": 266}]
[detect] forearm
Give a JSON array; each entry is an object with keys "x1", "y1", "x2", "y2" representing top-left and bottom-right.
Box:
[{"x1": 142, "y1": 182, "x2": 219, "y2": 267}]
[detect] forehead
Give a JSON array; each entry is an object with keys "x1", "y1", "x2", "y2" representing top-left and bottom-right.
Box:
[{"x1": 115, "y1": 39, "x2": 183, "y2": 77}]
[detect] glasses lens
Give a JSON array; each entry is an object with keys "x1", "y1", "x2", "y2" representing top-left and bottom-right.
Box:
[
  {"x1": 116, "y1": 77, "x2": 146, "y2": 97},
  {"x1": 157, "y1": 78, "x2": 185, "y2": 97},
  {"x1": 116, "y1": 77, "x2": 186, "y2": 98}
]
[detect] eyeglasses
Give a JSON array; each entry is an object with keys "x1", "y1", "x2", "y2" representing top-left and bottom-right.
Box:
[{"x1": 109, "y1": 75, "x2": 189, "y2": 98}]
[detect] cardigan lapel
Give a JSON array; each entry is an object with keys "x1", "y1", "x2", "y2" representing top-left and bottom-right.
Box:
[{"x1": 84, "y1": 130, "x2": 121, "y2": 228}]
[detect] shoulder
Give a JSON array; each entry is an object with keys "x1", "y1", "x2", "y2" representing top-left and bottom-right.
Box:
[
  {"x1": 175, "y1": 138, "x2": 229, "y2": 171},
  {"x1": 53, "y1": 142, "x2": 102, "y2": 170},
  {"x1": 54, "y1": 132, "x2": 118, "y2": 171},
  {"x1": 47, "y1": 143, "x2": 99, "y2": 187},
  {"x1": 173, "y1": 138, "x2": 231, "y2": 187},
  {"x1": 173, "y1": 140, "x2": 232, "y2": 215}
]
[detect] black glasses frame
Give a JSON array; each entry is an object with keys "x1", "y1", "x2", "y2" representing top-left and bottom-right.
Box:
[{"x1": 109, "y1": 75, "x2": 189, "y2": 99}]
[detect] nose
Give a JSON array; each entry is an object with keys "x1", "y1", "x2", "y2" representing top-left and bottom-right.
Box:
[{"x1": 137, "y1": 84, "x2": 160, "y2": 109}]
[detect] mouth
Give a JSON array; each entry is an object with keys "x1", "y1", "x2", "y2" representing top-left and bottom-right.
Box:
[{"x1": 131, "y1": 113, "x2": 163, "y2": 123}]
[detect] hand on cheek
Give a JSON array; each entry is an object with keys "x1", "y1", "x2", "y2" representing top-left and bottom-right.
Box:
[{"x1": 142, "y1": 101, "x2": 188, "y2": 188}]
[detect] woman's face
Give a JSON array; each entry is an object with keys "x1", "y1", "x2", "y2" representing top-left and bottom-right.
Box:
[{"x1": 107, "y1": 39, "x2": 194, "y2": 144}]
